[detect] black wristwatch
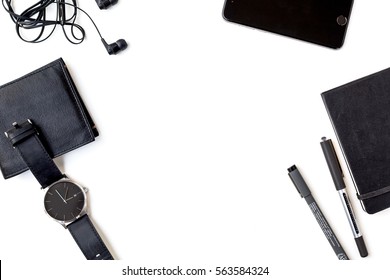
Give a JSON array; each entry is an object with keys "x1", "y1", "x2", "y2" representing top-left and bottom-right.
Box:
[{"x1": 5, "y1": 119, "x2": 114, "y2": 260}]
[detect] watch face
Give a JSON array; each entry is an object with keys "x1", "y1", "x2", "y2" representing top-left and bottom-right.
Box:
[{"x1": 44, "y1": 180, "x2": 86, "y2": 222}]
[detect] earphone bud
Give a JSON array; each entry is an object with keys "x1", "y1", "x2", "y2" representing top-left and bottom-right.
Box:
[
  {"x1": 101, "y1": 38, "x2": 127, "y2": 55},
  {"x1": 95, "y1": 0, "x2": 118, "y2": 9}
]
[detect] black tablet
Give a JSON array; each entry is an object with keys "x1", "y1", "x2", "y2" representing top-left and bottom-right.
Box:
[{"x1": 223, "y1": 0, "x2": 354, "y2": 49}]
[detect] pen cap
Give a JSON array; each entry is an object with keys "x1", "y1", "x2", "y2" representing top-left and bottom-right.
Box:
[
  {"x1": 287, "y1": 165, "x2": 311, "y2": 198},
  {"x1": 320, "y1": 138, "x2": 346, "y2": 191}
]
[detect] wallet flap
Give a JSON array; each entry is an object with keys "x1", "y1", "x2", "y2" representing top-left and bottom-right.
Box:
[{"x1": 0, "y1": 58, "x2": 98, "y2": 179}]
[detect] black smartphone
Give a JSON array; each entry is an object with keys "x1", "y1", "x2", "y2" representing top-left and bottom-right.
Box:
[{"x1": 223, "y1": 0, "x2": 354, "y2": 49}]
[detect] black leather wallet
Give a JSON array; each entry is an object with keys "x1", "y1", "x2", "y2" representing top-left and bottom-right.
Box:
[
  {"x1": 0, "y1": 58, "x2": 98, "y2": 180},
  {"x1": 322, "y1": 67, "x2": 390, "y2": 214}
]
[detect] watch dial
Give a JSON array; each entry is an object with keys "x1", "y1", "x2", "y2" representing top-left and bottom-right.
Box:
[{"x1": 44, "y1": 181, "x2": 86, "y2": 222}]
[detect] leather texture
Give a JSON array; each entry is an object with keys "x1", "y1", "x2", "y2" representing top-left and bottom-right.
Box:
[
  {"x1": 0, "y1": 58, "x2": 98, "y2": 179},
  {"x1": 68, "y1": 214, "x2": 114, "y2": 260},
  {"x1": 5, "y1": 120, "x2": 64, "y2": 188},
  {"x1": 322, "y1": 67, "x2": 390, "y2": 214}
]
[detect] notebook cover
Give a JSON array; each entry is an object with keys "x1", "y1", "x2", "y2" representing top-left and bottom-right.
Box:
[
  {"x1": 322, "y1": 68, "x2": 390, "y2": 214},
  {"x1": 0, "y1": 58, "x2": 98, "y2": 179},
  {"x1": 223, "y1": 0, "x2": 354, "y2": 49}
]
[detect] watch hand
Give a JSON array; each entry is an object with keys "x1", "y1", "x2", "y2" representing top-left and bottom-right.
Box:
[
  {"x1": 55, "y1": 189, "x2": 67, "y2": 204},
  {"x1": 64, "y1": 185, "x2": 69, "y2": 200},
  {"x1": 65, "y1": 191, "x2": 82, "y2": 201}
]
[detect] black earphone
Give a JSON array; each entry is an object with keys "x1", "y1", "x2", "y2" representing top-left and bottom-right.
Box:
[
  {"x1": 95, "y1": 0, "x2": 118, "y2": 10},
  {"x1": 102, "y1": 38, "x2": 127, "y2": 55},
  {"x1": 2, "y1": 0, "x2": 127, "y2": 55}
]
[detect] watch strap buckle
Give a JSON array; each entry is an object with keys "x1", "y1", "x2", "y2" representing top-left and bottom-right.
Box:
[{"x1": 5, "y1": 119, "x2": 37, "y2": 146}]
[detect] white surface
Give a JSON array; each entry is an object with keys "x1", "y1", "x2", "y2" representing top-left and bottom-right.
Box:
[{"x1": 1, "y1": 0, "x2": 390, "y2": 278}]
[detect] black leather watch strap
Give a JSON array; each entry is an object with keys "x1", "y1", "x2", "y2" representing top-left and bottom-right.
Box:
[
  {"x1": 6, "y1": 120, "x2": 114, "y2": 260},
  {"x1": 68, "y1": 214, "x2": 114, "y2": 260},
  {"x1": 5, "y1": 120, "x2": 63, "y2": 188}
]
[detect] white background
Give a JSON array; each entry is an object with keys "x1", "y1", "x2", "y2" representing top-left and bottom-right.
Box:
[{"x1": 1, "y1": 0, "x2": 390, "y2": 279}]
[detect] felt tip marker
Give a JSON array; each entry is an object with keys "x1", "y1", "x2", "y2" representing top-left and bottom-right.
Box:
[{"x1": 288, "y1": 164, "x2": 349, "y2": 260}]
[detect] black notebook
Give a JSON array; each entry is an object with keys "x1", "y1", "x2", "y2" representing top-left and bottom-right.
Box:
[
  {"x1": 0, "y1": 58, "x2": 98, "y2": 180},
  {"x1": 223, "y1": 0, "x2": 354, "y2": 49},
  {"x1": 322, "y1": 68, "x2": 390, "y2": 214}
]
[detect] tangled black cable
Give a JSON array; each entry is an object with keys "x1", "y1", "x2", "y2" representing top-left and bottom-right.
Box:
[
  {"x1": 2, "y1": 0, "x2": 102, "y2": 44},
  {"x1": 2, "y1": 0, "x2": 127, "y2": 54}
]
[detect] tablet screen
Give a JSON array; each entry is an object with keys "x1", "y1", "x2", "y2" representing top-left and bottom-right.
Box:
[{"x1": 223, "y1": 0, "x2": 354, "y2": 48}]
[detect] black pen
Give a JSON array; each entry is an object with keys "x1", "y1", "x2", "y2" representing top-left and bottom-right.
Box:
[
  {"x1": 287, "y1": 165, "x2": 349, "y2": 260},
  {"x1": 320, "y1": 137, "x2": 368, "y2": 257}
]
